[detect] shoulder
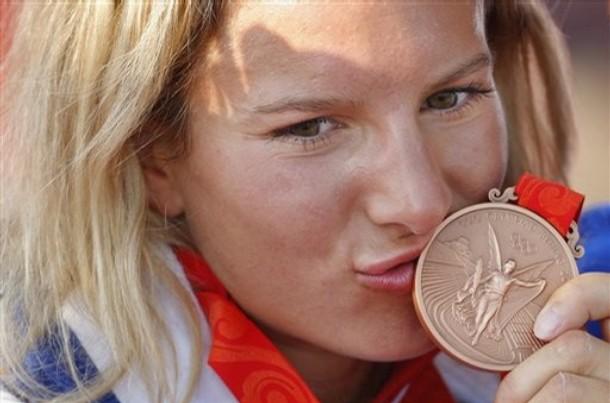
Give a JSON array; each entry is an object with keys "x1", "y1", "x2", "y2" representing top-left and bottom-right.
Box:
[
  {"x1": 6, "y1": 245, "x2": 236, "y2": 402},
  {"x1": 578, "y1": 203, "x2": 610, "y2": 272},
  {"x1": 62, "y1": 245, "x2": 236, "y2": 402}
]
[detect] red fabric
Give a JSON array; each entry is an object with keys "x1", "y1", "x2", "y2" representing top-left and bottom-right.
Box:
[
  {"x1": 515, "y1": 172, "x2": 584, "y2": 237},
  {"x1": 179, "y1": 248, "x2": 315, "y2": 401},
  {"x1": 0, "y1": 0, "x2": 18, "y2": 74},
  {"x1": 177, "y1": 248, "x2": 453, "y2": 403}
]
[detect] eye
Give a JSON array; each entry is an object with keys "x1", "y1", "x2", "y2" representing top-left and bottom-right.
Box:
[
  {"x1": 421, "y1": 84, "x2": 495, "y2": 116},
  {"x1": 425, "y1": 92, "x2": 462, "y2": 110},
  {"x1": 269, "y1": 117, "x2": 344, "y2": 150},
  {"x1": 281, "y1": 118, "x2": 328, "y2": 138}
]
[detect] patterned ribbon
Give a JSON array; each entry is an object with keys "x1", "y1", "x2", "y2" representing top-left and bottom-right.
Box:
[{"x1": 514, "y1": 173, "x2": 584, "y2": 237}]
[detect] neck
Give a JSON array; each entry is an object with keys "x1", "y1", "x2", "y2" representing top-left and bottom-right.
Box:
[{"x1": 257, "y1": 322, "x2": 391, "y2": 403}]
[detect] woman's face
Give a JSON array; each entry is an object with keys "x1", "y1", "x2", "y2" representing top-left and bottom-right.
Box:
[{"x1": 155, "y1": 1, "x2": 507, "y2": 361}]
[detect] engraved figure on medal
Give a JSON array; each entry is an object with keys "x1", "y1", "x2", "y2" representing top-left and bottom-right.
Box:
[
  {"x1": 446, "y1": 223, "x2": 547, "y2": 346},
  {"x1": 414, "y1": 187, "x2": 580, "y2": 370}
]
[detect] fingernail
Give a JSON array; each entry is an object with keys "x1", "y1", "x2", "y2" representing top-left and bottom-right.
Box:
[{"x1": 534, "y1": 305, "x2": 564, "y2": 340}]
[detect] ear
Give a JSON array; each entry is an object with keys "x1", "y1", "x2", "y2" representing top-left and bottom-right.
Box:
[{"x1": 139, "y1": 143, "x2": 185, "y2": 218}]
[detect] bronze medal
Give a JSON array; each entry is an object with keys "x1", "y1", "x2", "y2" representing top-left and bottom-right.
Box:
[{"x1": 413, "y1": 184, "x2": 584, "y2": 371}]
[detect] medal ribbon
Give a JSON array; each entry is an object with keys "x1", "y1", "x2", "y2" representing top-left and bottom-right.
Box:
[{"x1": 514, "y1": 173, "x2": 584, "y2": 237}]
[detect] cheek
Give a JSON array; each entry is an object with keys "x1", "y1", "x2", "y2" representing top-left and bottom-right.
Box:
[
  {"x1": 241, "y1": 162, "x2": 346, "y2": 253},
  {"x1": 179, "y1": 141, "x2": 351, "y2": 267},
  {"x1": 434, "y1": 103, "x2": 508, "y2": 203}
]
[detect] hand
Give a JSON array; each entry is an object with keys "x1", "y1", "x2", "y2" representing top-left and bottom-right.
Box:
[{"x1": 495, "y1": 273, "x2": 610, "y2": 403}]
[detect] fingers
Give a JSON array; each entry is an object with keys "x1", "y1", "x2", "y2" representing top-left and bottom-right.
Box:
[
  {"x1": 496, "y1": 274, "x2": 610, "y2": 402},
  {"x1": 495, "y1": 330, "x2": 610, "y2": 403},
  {"x1": 534, "y1": 273, "x2": 610, "y2": 341},
  {"x1": 529, "y1": 372, "x2": 610, "y2": 403}
]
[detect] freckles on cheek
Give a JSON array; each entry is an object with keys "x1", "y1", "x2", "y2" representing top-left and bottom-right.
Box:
[
  {"x1": 266, "y1": 168, "x2": 342, "y2": 231},
  {"x1": 221, "y1": 157, "x2": 347, "y2": 255}
]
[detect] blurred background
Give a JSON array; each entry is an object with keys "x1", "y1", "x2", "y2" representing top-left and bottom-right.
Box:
[
  {"x1": 546, "y1": 0, "x2": 609, "y2": 341},
  {"x1": 546, "y1": 0, "x2": 610, "y2": 206}
]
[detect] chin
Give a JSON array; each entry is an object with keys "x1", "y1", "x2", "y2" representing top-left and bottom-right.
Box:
[
  {"x1": 371, "y1": 334, "x2": 437, "y2": 362},
  {"x1": 344, "y1": 323, "x2": 438, "y2": 363}
]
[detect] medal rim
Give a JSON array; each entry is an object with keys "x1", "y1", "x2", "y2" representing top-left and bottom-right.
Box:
[{"x1": 413, "y1": 202, "x2": 579, "y2": 372}]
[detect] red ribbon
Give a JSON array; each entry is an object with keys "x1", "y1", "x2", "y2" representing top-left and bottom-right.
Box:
[{"x1": 514, "y1": 173, "x2": 584, "y2": 237}]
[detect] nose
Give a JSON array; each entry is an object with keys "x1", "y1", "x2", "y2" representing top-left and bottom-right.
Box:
[{"x1": 361, "y1": 128, "x2": 453, "y2": 236}]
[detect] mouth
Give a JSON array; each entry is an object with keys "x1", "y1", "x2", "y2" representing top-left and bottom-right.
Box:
[{"x1": 354, "y1": 247, "x2": 425, "y2": 294}]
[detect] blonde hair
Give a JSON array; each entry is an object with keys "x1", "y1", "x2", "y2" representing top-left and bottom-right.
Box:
[
  {"x1": 0, "y1": 1, "x2": 575, "y2": 401},
  {"x1": 485, "y1": 0, "x2": 576, "y2": 185}
]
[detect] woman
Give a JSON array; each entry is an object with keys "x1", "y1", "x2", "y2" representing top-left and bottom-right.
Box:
[{"x1": 1, "y1": 1, "x2": 608, "y2": 402}]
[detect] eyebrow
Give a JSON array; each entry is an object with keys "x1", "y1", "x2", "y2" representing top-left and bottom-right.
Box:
[
  {"x1": 432, "y1": 52, "x2": 493, "y2": 88},
  {"x1": 247, "y1": 97, "x2": 363, "y2": 115},
  {"x1": 246, "y1": 52, "x2": 493, "y2": 115}
]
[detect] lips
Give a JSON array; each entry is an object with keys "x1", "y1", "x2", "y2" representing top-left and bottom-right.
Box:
[
  {"x1": 355, "y1": 247, "x2": 426, "y2": 293},
  {"x1": 357, "y1": 248, "x2": 423, "y2": 275}
]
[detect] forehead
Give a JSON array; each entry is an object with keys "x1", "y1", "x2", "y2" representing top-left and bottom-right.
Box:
[{"x1": 194, "y1": 1, "x2": 486, "y2": 111}]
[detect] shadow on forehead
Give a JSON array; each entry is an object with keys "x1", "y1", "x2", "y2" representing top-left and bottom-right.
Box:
[
  {"x1": 195, "y1": 25, "x2": 489, "y2": 121},
  {"x1": 196, "y1": 24, "x2": 377, "y2": 119}
]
